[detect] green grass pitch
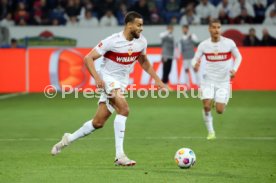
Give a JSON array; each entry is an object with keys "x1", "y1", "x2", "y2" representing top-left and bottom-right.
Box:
[{"x1": 0, "y1": 92, "x2": 276, "y2": 183}]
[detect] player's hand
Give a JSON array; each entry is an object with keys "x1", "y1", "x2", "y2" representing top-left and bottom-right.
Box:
[
  {"x1": 230, "y1": 70, "x2": 236, "y2": 79},
  {"x1": 95, "y1": 78, "x2": 105, "y2": 89},
  {"x1": 156, "y1": 81, "x2": 168, "y2": 91},
  {"x1": 194, "y1": 62, "x2": 200, "y2": 72}
]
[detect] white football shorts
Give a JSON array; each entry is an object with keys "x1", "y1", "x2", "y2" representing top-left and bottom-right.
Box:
[
  {"x1": 98, "y1": 74, "x2": 127, "y2": 113},
  {"x1": 199, "y1": 81, "x2": 231, "y2": 104}
]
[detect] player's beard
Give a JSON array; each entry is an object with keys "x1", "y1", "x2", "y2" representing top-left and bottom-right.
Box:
[
  {"x1": 131, "y1": 31, "x2": 140, "y2": 39},
  {"x1": 212, "y1": 32, "x2": 220, "y2": 41}
]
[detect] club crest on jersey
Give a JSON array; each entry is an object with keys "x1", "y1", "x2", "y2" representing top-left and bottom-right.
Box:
[{"x1": 128, "y1": 48, "x2": 133, "y2": 56}]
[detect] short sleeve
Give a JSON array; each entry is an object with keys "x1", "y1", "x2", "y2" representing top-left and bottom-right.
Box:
[{"x1": 93, "y1": 36, "x2": 113, "y2": 55}]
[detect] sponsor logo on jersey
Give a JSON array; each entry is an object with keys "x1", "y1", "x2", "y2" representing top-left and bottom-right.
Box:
[
  {"x1": 104, "y1": 51, "x2": 142, "y2": 65},
  {"x1": 205, "y1": 52, "x2": 231, "y2": 62},
  {"x1": 116, "y1": 56, "x2": 137, "y2": 62},
  {"x1": 207, "y1": 54, "x2": 227, "y2": 60}
]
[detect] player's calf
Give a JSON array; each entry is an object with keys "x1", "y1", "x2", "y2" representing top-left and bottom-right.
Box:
[
  {"x1": 203, "y1": 106, "x2": 211, "y2": 113},
  {"x1": 92, "y1": 103, "x2": 112, "y2": 129},
  {"x1": 203, "y1": 99, "x2": 212, "y2": 113}
]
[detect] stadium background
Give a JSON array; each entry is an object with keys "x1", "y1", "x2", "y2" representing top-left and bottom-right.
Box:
[{"x1": 1, "y1": 1, "x2": 276, "y2": 183}]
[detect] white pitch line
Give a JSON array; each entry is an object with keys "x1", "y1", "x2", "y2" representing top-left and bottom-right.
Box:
[
  {"x1": 0, "y1": 92, "x2": 27, "y2": 100},
  {"x1": 0, "y1": 136, "x2": 275, "y2": 142}
]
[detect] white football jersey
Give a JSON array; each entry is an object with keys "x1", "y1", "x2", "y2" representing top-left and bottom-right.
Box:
[
  {"x1": 94, "y1": 31, "x2": 147, "y2": 85},
  {"x1": 193, "y1": 36, "x2": 239, "y2": 82}
]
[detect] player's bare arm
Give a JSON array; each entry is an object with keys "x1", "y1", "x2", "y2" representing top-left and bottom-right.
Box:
[
  {"x1": 138, "y1": 54, "x2": 167, "y2": 90},
  {"x1": 84, "y1": 49, "x2": 105, "y2": 88}
]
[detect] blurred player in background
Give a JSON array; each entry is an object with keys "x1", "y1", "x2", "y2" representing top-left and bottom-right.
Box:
[
  {"x1": 176, "y1": 25, "x2": 199, "y2": 88},
  {"x1": 192, "y1": 19, "x2": 242, "y2": 140},
  {"x1": 160, "y1": 24, "x2": 175, "y2": 89},
  {"x1": 51, "y1": 11, "x2": 166, "y2": 166}
]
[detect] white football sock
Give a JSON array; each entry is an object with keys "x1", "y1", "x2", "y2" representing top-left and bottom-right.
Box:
[
  {"x1": 202, "y1": 110, "x2": 215, "y2": 133},
  {"x1": 68, "y1": 120, "x2": 95, "y2": 142},
  {"x1": 114, "y1": 114, "x2": 127, "y2": 158}
]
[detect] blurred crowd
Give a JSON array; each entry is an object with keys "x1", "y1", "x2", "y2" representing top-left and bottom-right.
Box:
[
  {"x1": 243, "y1": 27, "x2": 276, "y2": 46},
  {"x1": 0, "y1": 0, "x2": 276, "y2": 27}
]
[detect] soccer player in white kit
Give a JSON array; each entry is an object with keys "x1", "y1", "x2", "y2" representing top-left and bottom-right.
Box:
[
  {"x1": 51, "y1": 12, "x2": 166, "y2": 166},
  {"x1": 191, "y1": 19, "x2": 242, "y2": 140}
]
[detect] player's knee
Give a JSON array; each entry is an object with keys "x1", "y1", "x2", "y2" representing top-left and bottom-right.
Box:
[
  {"x1": 118, "y1": 105, "x2": 130, "y2": 116},
  {"x1": 203, "y1": 106, "x2": 211, "y2": 112},
  {"x1": 93, "y1": 122, "x2": 104, "y2": 129},
  {"x1": 92, "y1": 119, "x2": 105, "y2": 129},
  {"x1": 216, "y1": 108, "x2": 224, "y2": 114},
  {"x1": 120, "y1": 107, "x2": 130, "y2": 116}
]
